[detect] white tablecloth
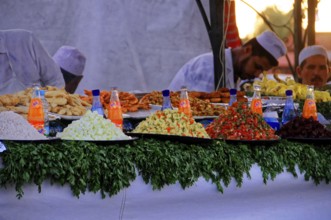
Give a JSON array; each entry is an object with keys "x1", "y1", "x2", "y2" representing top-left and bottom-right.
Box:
[{"x1": 1, "y1": 164, "x2": 331, "y2": 220}]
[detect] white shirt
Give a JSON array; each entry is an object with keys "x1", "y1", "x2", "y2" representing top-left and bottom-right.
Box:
[
  {"x1": 0, "y1": 29, "x2": 65, "y2": 95},
  {"x1": 168, "y1": 49, "x2": 235, "y2": 92}
]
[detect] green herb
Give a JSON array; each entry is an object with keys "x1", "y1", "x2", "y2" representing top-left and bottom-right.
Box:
[{"x1": 0, "y1": 139, "x2": 330, "y2": 199}]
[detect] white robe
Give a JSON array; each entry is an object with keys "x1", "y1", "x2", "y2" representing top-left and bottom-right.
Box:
[
  {"x1": 168, "y1": 49, "x2": 235, "y2": 92},
  {"x1": 0, "y1": 29, "x2": 65, "y2": 95}
]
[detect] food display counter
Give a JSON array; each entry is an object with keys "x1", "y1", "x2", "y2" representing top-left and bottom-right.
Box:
[
  {"x1": 1, "y1": 139, "x2": 331, "y2": 220},
  {"x1": 1, "y1": 86, "x2": 331, "y2": 220}
]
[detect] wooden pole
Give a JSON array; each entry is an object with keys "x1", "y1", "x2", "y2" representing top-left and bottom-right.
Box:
[
  {"x1": 196, "y1": 0, "x2": 225, "y2": 90},
  {"x1": 307, "y1": 0, "x2": 316, "y2": 45},
  {"x1": 209, "y1": 0, "x2": 225, "y2": 89},
  {"x1": 293, "y1": 0, "x2": 302, "y2": 81}
]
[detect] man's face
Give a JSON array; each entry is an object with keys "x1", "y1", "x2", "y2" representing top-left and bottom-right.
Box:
[
  {"x1": 297, "y1": 55, "x2": 330, "y2": 88},
  {"x1": 237, "y1": 56, "x2": 274, "y2": 80},
  {"x1": 65, "y1": 76, "x2": 83, "y2": 94}
]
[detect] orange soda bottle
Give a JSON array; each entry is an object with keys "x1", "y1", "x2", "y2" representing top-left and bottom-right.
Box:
[
  {"x1": 302, "y1": 85, "x2": 317, "y2": 120},
  {"x1": 250, "y1": 85, "x2": 263, "y2": 115},
  {"x1": 178, "y1": 86, "x2": 192, "y2": 117},
  {"x1": 27, "y1": 88, "x2": 45, "y2": 133},
  {"x1": 108, "y1": 87, "x2": 123, "y2": 129}
]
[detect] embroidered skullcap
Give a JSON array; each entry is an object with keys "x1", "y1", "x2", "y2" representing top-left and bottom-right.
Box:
[
  {"x1": 256, "y1": 31, "x2": 287, "y2": 60},
  {"x1": 53, "y1": 46, "x2": 86, "y2": 76},
  {"x1": 299, "y1": 45, "x2": 329, "y2": 66}
]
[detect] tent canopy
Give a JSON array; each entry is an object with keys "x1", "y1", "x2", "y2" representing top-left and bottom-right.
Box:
[{"x1": 0, "y1": 0, "x2": 211, "y2": 94}]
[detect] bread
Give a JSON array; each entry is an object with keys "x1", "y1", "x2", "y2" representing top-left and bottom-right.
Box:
[
  {"x1": 199, "y1": 92, "x2": 211, "y2": 99},
  {"x1": 209, "y1": 91, "x2": 222, "y2": 98},
  {"x1": 221, "y1": 98, "x2": 230, "y2": 103},
  {"x1": 237, "y1": 97, "x2": 248, "y2": 102},
  {"x1": 210, "y1": 98, "x2": 222, "y2": 103},
  {"x1": 218, "y1": 88, "x2": 230, "y2": 93},
  {"x1": 237, "y1": 91, "x2": 246, "y2": 97},
  {"x1": 188, "y1": 91, "x2": 203, "y2": 98},
  {"x1": 0, "y1": 95, "x2": 20, "y2": 106},
  {"x1": 220, "y1": 92, "x2": 230, "y2": 98}
]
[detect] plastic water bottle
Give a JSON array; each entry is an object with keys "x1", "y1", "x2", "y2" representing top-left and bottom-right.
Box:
[
  {"x1": 108, "y1": 87, "x2": 123, "y2": 129},
  {"x1": 27, "y1": 88, "x2": 45, "y2": 134},
  {"x1": 0, "y1": 141, "x2": 6, "y2": 153},
  {"x1": 161, "y1": 89, "x2": 173, "y2": 111},
  {"x1": 39, "y1": 90, "x2": 50, "y2": 136},
  {"x1": 281, "y1": 90, "x2": 297, "y2": 125},
  {"x1": 91, "y1": 89, "x2": 104, "y2": 116},
  {"x1": 302, "y1": 85, "x2": 317, "y2": 121},
  {"x1": 178, "y1": 86, "x2": 191, "y2": 117},
  {"x1": 229, "y1": 88, "x2": 237, "y2": 106}
]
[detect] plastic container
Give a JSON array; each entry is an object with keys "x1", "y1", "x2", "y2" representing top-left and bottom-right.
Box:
[
  {"x1": 108, "y1": 87, "x2": 123, "y2": 129},
  {"x1": 263, "y1": 103, "x2": 280, "y2": 131},
  {"x1": 178, "y1": 86, "x2": 192, "y2": 117},
  {"x1": 281, "y1": 90, "x2": 297, "y2": 125},
  {"x1": 250, "y1": 85, "x2": 262, "y2": 115},
  {"x1": 27, "y1": 89, "x2": 45, "y2": 134},
  {"x1": 302, "y1": 85, "x2": 317, "y2": 120},
  {"x1": 39, "y1": 90, "x2": 49, "y2": 136},
  {"x1": 229, "y1": 88, "x2": 237, "y2": 107},
  {"x1": 91, "y1": 89, "x2": 104, "y2": 116},
  {"x1": 161, "y1": 89, "x2": 173, "y2": 111},
  {"x1": 264, "y1": 117, "x2": 280, "y2": 131}
]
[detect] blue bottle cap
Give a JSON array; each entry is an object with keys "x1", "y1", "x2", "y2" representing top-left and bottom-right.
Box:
[
  {"x1": 162, "y1": 89, "x2": 170, "y2": 96},
  {"x1": 92, "y1": 89, "x2": 100, "y2": 96},
  {"x1": 285, "y1": 90, "x2": 292, "y2": 96},
  {"x1": 39, "y1": 90, "x2": 45, "y2": 96},
  {"x1": 230, "y1": 89, "x2": 237, "y2": 95},
  {"x1": 34, "y1": 90, "x2": 42, "y2": 97}
]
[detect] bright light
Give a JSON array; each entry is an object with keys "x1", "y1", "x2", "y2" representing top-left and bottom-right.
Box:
[
  {"x1": 315, "y1": 0, "x2": 331, "y2": 32},
  {"x1": 235, "y1": 0, "x2": 330, "y2": 39},
  {"x1": 235, "y1": 0, "x2": 293, "y2": 38}
]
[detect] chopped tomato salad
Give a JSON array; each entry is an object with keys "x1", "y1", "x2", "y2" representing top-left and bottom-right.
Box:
[{"x1": 206, "y1": 103, "x2": 278, "y2": 140}]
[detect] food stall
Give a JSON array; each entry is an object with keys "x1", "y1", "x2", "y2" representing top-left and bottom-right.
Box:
[{"x1": 1, "y1": 85, "x2": 331, "y2": 220}]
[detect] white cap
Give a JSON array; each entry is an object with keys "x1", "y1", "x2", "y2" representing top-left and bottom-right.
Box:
[
  {"x1": 256, "y1": 31, "x2": 287, "y2": 60},
  {"x1": 299, "y1": 45, "x2": 329, "y2": 66},
  {"x1": 53, "y1": 46, "x2": 86, "y2": 76}
]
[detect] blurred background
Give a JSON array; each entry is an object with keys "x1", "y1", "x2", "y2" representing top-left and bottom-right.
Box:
[
  {"x1": 236, "y1": 0, "x2": 331, "y2": 77},
  {"x1": 0, "y1": 0, "x2": 329, "y2": 93}
]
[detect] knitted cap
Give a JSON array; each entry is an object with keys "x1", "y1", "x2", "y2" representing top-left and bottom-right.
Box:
[
  {"x1": 299, "y1": 45, "x2": 329, "y2": 66},
  {"x1": 53, "y1": 46, "x2": 86, "y2": 76},
  {"x1": 256, "y1": 31, "x2": 287, "y2": 60}
]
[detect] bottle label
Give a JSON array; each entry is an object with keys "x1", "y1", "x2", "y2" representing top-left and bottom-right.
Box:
[
  {"x1": 179, "y1": 99, "x2": 191, "y2": 117},
  {"x1": 32, "y1": 100, "x2": 41, "y2": 107},
  {"x1": 307, "y1": 100, "x2": 314, "y2": 106},
  {"x1": 303, "y1": 99, "x2": 317, "y2": 120},
  {"x1": 108, "y1": 101, "x2": 123, "y2": 129},
  {"x1": 253, "y1": 101, "x2": 262, "y2": 108},
  {"x1": 110, "y1": 101, "x2": 120, "y2": 108},
  {"x1": 180, "y1": 100, "x2": 188, "y2": 108},
  {"x1": 28, "y1": 98, "x2": 45, "y2": 131},
  {"x1": 251, "y1": 99, "x2": 262, "y2": 115}
]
